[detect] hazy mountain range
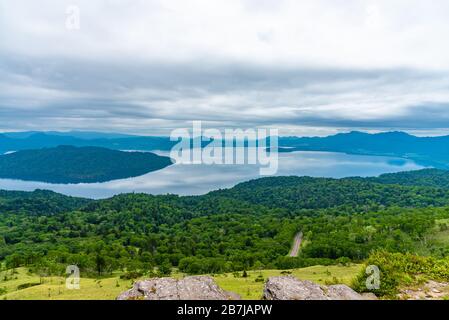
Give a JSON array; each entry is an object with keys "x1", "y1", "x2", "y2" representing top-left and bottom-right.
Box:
[{"x1": 1, "y1": 130, "x2": 448, "y2": 169}]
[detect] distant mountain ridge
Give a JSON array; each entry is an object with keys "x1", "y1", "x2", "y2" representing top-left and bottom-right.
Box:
[
  {"x1": 1, "y1": 130, "x2": 449, "y2": 168},
  {"x1": 0, "y1": 132, "x2": 177, "y2": 153},
  {"x1": 3, "y1": 131, "x2": 138, "y2": 140},
  {"x1": 0, "y1": 146, "x2": 173, "y2": 184},
  {"x1": 278, "y1": 131, "x2": 449, "y2": 169},
  {"x1": 0, "y1": 131, "x2": 215, "y2": 153}
]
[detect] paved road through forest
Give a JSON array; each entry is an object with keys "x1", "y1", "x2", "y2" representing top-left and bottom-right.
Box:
[{"x1": 288, "y1": 232, "x2": 303, "y2": 257}]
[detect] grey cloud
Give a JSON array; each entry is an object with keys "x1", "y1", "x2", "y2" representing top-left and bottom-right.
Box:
[
  {"x1": 281, "y1": 103, "x2": 449, "y2": 129},
  {"x1": 1, "y1": 52, "x2": 449, "y2": 134}
]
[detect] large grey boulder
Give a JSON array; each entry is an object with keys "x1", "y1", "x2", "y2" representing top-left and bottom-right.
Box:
[
  {"x1": 117, "y1": 276, "x2": 240, "y2": 300},
  {"x1": 263, "y1": 276, "x2": 328, "y2": 300},
  {"x1": 263, "y1": 276, "x2": 371, "y2": 300},
  {"x1": 327, "y1": 284, "x2": 369, "y2": 300}
]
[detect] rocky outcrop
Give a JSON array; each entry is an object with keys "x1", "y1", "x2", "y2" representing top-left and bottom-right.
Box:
[
  {"x1": 398, "y1": 280, "x2": 449, "y2": 300},
  {"x1": 327, "y1": 285, "x2": 374, "y2": 300},
  {"x1": 263, "y1": 276, "x2": 373, "y2": 300},
  {"x1": 117, "y1": 276, "x2": 240, "y2": 300},
  {"x1": 118, "y1": 275, "x2": 376, "y2": 301},
  {"x1": 361, "y1": 292, "x2": 379, "y2": 300}
]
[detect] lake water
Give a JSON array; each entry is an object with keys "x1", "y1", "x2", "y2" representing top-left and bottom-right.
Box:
[{"x1": 0, "y1": 150, "x2": 424, "y2": 199}]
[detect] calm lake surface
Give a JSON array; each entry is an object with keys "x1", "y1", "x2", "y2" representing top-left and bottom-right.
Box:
[{"x1": 0, "y1": 150, "x2": 424, "y2": 199}]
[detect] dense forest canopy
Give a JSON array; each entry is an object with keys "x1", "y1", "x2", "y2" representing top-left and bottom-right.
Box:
[
  {"x1": 0, "y1": 189, "x2": 91, "y2": 215},
  {"x1": 367, "y1": 169, "x2": 449, "y2": 189},
  {"x1": 209, "y1": 175, "x2": 449, "y2": 211},
  {"x1": 1, "y1": 169, "x2": 449, "y2": 279}
]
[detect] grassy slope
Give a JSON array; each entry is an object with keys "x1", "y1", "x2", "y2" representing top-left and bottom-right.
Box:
[
  {"x1": 432, "y1": 219, "x2": 449, "y2": 245},
  {"x1": 415, "y1": 218, "x2": 449, "y2": 256},
  {"x1": 214, "y1": 264, "x2": 362, "y2": 299},
  {"x1": 0, "y1": 268, "x2": 132, "y2": 300},
  {"x1": 0, "y1": 265, "x2": 362, "y2": 300}
]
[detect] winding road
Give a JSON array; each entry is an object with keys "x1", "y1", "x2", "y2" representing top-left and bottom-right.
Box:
[{"x1": 288, "y1": 232, "x2": 303, "y2": 257}]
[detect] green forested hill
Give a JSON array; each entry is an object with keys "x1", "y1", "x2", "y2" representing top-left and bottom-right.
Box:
[
  {"x1": 208, "y1": 174, "x2": 449, "y2": 211},
  {"x1": 1, "y1": 169, "x2": 449, "y2": 281},
  {"x1": 0, "y1": 189, "x2": 91, "y2": 215},
  {"x1": 0, "y1": 146, "x2": 173, "y2": 183},
  {"x1": 368, "y1": 168, "x2": 449, "y2": 188}
]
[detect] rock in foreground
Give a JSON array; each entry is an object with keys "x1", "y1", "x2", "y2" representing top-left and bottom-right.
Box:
[
  {"x1": 117, "y1": 276, "x2": 240, "y2": 300},
  {"x1": 398, "y1": 280, "x2": 449, "y2": 300},
  {"x1": 263, "y1": 276, "x2": 373, "y2": 300}
]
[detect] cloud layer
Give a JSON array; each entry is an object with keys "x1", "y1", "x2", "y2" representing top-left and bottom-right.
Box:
[{"x1": 1, "y1": 0, "x2": 449, "y2": 135}]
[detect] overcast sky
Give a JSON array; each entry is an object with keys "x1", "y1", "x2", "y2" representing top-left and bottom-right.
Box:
[{"x1": 1, "y1": 0, "x2": 449, "y2": 136}]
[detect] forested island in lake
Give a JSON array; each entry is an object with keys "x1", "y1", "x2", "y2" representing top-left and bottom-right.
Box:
[{"x1": 0, "y1": 146, "x2": 173, "y2": 184}]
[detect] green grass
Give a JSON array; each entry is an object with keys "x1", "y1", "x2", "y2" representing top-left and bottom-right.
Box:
[
  {"x1": 432, "y1": 219, "x2": 449, "y2": 245},
  {"x1": 0, "y1": 268, "x2": 133, "y2": 300},
  {"x1": 0, "y1": 265, "x2": 362, "y2": 300},
  {"x1": 0, "y1": 268, "x2": 41, "y2": 294},
  {"x1": 213, "y1": 264, "x2": 362, "y2": 300},
  {"x1": 414, "y1": 218, "x2": 449, "y2": 256}
]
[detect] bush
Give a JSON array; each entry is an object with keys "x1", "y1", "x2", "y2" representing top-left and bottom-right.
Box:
[
  {"x1": 120, "y1": 271, "x2": 143, "y2": 280},
  {"x1": 179, "y1": 257, "x2": 227, "y2": 275},
  {"x1": 336, "y1": 257, "x2": 351, "y2": 266},
  {"x1": 158, "y1": 261, "x2": 172, "y2": 276},
  {"x1": 275, "y1": 256, "x2": 338, "y2": 269},
  {"x1": 352, "y1": 251, "x2": 449, "y2": 297},
  {"x1": 16, "y1": 283, "x2": 40, "y2": 290}
]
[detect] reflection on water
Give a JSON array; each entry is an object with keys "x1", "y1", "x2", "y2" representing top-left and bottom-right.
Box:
[{"x1": 0, "y1": 150, "x2": 424, "y2": 199}]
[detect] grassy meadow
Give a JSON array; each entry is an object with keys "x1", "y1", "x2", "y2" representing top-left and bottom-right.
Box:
[
  {"x1": 214, "y1": 264, "x2": 362, "y2": 299},
  {"x1": 0, "y1": 264, "x2": 362, "y2": 300},
  {"x1": 432, "y1": 219, "x2": 449, "y2": 245}
]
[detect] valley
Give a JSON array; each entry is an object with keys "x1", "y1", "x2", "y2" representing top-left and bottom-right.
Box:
[{"x1": 2, "y1": 169, "x2": 449, "y2": 299}]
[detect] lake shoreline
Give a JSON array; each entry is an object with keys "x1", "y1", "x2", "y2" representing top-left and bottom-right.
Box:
[{"x1": 0, "y1": 150, "x2": 425, "y2": 199}]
